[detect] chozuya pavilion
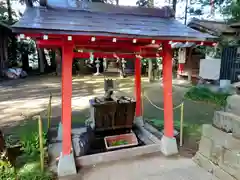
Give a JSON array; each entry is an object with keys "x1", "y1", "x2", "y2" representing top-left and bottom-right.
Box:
[{"x1": 12, "y1": 0, "x2": 214, "y2": 177}]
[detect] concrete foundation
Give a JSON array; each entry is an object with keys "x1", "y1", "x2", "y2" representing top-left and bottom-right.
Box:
[
  {"x1": 56, "y1": 122, "x2": 63, "y2": 141},
  {"x1": 160, "y1": 135, "x2": 178, "y2": 156},
  {"x1": 134, "y1": 116, "x2": 144, "y2": 127},
  {"x1": 57, "y1": 151, "x2": 77, "y2": 177},
  {"x1": 50, "y1": 123, "x2": 163, "y2": 176},
  {"x1": 76, "y1": 144, "x2": 161, "y2": 167}
]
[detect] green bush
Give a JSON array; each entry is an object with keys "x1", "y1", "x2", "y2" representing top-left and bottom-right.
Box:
[
  {"x1": 147, "y1": 119, "x2": 202, "y2": 140},
  {"x1": 20, "y1": 132, "x2": 47, "y2": 156},
  {"x1": 0, "y1": 131, "x2": 52, "y2": 180},
  {"x1": 184, "y1": 87, "x2": 230, "y2": 107}
]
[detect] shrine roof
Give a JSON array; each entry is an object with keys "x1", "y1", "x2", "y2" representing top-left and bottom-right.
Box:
[{"x1": 12, "y1": 2, "x2": 214, "y2": 41}]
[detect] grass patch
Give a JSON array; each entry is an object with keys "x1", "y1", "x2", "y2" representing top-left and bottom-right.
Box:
[
  {"x1": 1, "y1": 118, "x2": 54, "y2": 180},
  {"x1": 184, "y1": 87, "x2": 230, "y2": 107},
  {"x1": 147, "y1": 118, "x2": 202, "y2": 140},
  {"x1": 1, "y1": 114, "x2": 87, "y2": 180},
  {"x1": 72, "y1": 114, "x2": 86, "y2": 125}
]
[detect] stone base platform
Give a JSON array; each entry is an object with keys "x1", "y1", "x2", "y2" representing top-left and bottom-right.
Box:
[{"x1": 193, "y1": 124, "x2": 240, "y2": 180}]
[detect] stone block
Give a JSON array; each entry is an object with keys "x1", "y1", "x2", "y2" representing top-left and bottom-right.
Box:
[
  {"x1": 210, "y1": 142, "x2": 223, "y2": 165},
  {"x1": 193, "y1": 152, "x2": 236, "y2": 180},
  {"x1": 160, "y1": 135, "x2": 178, "y2": 156},
  {"x1": 232, "y1": 119, "x2": 240, "y2": 139},
  {"x1": 226, "y1": 95, "x2": 240, "y2": 117},
  {"x1": 219, "y1": 149, "x2": 240, "y2": 180},
  {"x1": 213, "y1": 111, "x2": 235, "y2": 133},
  {"x1": 214, "y1": 165, "x2": 237, "y2": 180},
  {"x1": 76, "y1": 144, "x2": 161, "y2": 167},
  {"x1": 58, "y1": 152, "x2": 77, "y2": 177},
  {"x1": 193, "y1": 152, "x2": 214, "y2": 174},
  {"x1": 198, "y1": 136, "x2": 213, "y2": 158},
  {"x1": 202, "y1": 124, "x2": 213, "y2": 138},
  {"x1": 203, "y1": 125, "x2": 240, "y2": 150}
]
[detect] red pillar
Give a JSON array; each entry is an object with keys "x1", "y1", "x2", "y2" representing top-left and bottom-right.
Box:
[
  {"x1": 162, "y1": 42, "x2": 174, "y2": 138},
  {"x1": 62, "y1": 42, "x2": 74, "y2": 155},
  {"x1": 178, "y1": 63, "x2": 184, "y2": 74},
  {"x1": 135, "y1": 55, "x2": 142, "y2": 118}
]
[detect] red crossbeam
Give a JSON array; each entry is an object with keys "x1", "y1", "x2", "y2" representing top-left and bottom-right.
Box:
[
  {"x1": 74, "y1": 52, "x2": 161, "y2": 59},
  {"x1": 26, "y1": 34, "x2": 216, "y2": 47}
]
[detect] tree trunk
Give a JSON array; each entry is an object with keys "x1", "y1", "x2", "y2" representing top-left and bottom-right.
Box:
[
  {"x1": 55, "y1": 48, "x2": 62, "y2": 76},
  {"x1": 172, "y1": 0, "x2": 177, "y2": 16},
  {"x1": 147, "y1": 1, "x2": 154, "y2": 82},
  {"x1": 49, "y1": 49, "x2": 56, "y2": 71},
  {"x1": 41, "y1": 48, "x2": 50, "y2": 72},
  {"x1": 37, "y1": 48, "x2": 45, "y2": 73},
  {"x1": 22, "y1": 53, "x2": 29, "y2": 71},
  {"x1": 148, "y1": 59, "x2": 153, "y2": 82},
  {"x1": 184, "y1": 0, "x2": 189, "y2": 25},
  {"x1": 187, "y1": 47, "x2": 193, "y2": 82},
  {"x1": 6, "y1": 0, "x2": 13, "y2": 24}
]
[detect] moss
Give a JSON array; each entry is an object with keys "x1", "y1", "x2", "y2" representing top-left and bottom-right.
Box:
[
  {"x1": 147, "y1": 119, "x2": 202, "y2": 140},
  {"x1": 184, "y1": 87, "x2": 230, "y2": 107}
]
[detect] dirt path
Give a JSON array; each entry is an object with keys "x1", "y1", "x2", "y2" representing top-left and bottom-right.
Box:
[{"x1": 0, "y1": 75, "x2": 218, "y2": 131}]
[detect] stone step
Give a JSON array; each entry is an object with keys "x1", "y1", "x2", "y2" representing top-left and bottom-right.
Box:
[
  {"x1": 213, "y1": 111, "x2": 240, "y2": 139},
  {"x1": 226, "y1": 95, "x2": 240, "y2": 117},
  {"x1": 202, "y1": 124, "x2": 240, "y2": 150},
  {"x1": 193, "y1": 152, "x2": 237, "y2": 180},
  {"x1": 196, "y1": 125, "x2": 240, "y2": 180}
]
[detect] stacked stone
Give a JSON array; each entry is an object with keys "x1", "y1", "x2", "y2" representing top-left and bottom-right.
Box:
[{"x1": 193, "y1": 109, "x2": 240, "y2": 180}]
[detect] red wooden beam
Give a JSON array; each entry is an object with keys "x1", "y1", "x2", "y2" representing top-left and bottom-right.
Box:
[
  {"x1": 23, "y1": 33, "x2": 161, "y2": 43},
  {"x1": 76, "y1": 45, "x2": 140, "y2": 53},
  {"x1": 36, "y1": 39, "x2": 63, "y2": 48},
  {"x1": 73, "y1": 52, "x2": 161, "y2": 59},
  {"x1": 36, "y1": 39, "x2": 160, "y2": 52},
  {"x1": 26, "y1": 33, "x2": 216, "y2": 44},
  {"x1": 20, "y1": 33, "x2": 216, "y2": 47}
]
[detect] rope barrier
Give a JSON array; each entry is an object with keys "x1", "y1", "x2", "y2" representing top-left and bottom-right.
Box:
[
  {"x1": 142, "y1": 86, "x2": 184, "y2": 111},
  {"x1": 114, "y1": 83, "x2": 184, "y2": 111}
]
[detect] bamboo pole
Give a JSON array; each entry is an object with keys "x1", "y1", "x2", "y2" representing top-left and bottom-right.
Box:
[
  {"x1": 47, "y1": 93, "x2": 52, "y2": 129},
  {"x1": 180, "y1": 102, "x2": 184, "y2": 147},
  {"x1": 38, "y1": 116, "x2": 44, "y2": 172},
  {"x1": 141, "y1": 88, "x2": 144, "y2": 118}
]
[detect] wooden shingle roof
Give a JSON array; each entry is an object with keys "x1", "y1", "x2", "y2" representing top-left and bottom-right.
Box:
[
  {"x1": 188, "y1": 18, "x2": 237, "y2": 36},
  {"x1": 12, "y1": 2, "x2": 214, "y2": 41}
]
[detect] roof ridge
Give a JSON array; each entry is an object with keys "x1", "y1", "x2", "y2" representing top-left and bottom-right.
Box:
[
  {"x1": 40, "y1": 1, "x2": 174, "y2": 18},
  {"x1": 189, "y1": 18, "x2": 228, "y2": 25}
]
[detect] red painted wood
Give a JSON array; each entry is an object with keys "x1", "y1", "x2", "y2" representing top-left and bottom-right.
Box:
[
  {"x1": 135, "y1": 54, "x2": 142, "y2": 117},
  {"x1": 62, "y1": 42, "x2": 74, "y2": 155},
  {"x1": 36, "y1": 39, "x2": 63, "y2": 47},
  {"x1": 24, "y1": 33, "x2": 162, "y2": 43},
  {"x1": 74, "y1": 52, "x2": 161, "y2": 59},
  {"x1": 162, "y1": 42, "x2": 174, "y2": 138},
  {"x1": 178, "y1": 63, "x2": 184, "y2": 74},
  {"x1": 23, "y1": 33, "x2": 215, "y2": 46}
]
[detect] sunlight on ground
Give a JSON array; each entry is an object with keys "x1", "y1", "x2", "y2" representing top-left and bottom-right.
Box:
[
  {"x1": 0, "y1": 75, "x2": 216, "y2": 135},
  {"x1": 18, "y1": 162, "x2": 40, "y2": 174}
]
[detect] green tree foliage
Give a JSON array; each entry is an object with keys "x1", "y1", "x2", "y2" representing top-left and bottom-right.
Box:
[
  {"x1": 136, "y1": 0, "x2": 154, "y2": 7},
  {"x1": 189, "y1": 0, "x2": 240, "y2": 22},
  {"x1": 0, "y1": 1, "x2": 8, "y2": 22},
  {"x1": 221, "y1": 0, "x2": 240, "y2": 22}
]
